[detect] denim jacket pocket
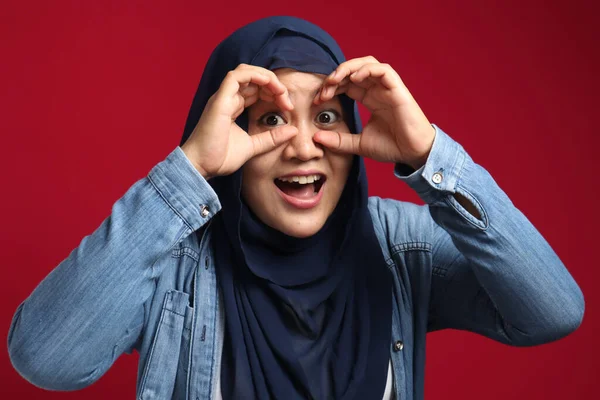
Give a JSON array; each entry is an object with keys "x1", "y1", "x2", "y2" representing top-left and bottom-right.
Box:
[
  {"x1": 138, "y1": 290, "x2": 190, "y2": 400},
  {"x1": 172, "y1": 303, "x2": 194, "y2": 400}
]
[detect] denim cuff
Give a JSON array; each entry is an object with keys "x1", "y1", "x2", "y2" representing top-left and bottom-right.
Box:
[
  {"x1": 394, "y1": 123, "x2": 466, "y2": 204},
  {"x1": 147, "y1": 146, "x2": 222, "y2": 231}
]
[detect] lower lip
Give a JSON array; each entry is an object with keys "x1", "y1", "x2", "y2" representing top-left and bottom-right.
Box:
[{"x1": 275, "y1": 181, "x2": 325, "y2": 209}]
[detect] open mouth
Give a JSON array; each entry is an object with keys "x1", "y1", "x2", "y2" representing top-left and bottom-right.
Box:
[{"x1": 274, "y1": 174, "x2": 326, "y2": 199}]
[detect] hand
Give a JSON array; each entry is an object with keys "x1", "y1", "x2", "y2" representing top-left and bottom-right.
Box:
[
  {"x1": 312, "y1": 56, "x2": 436, "y2": 170},
  {"x1": 181, "y1": 64, "x2": 299, "y2": 179}
]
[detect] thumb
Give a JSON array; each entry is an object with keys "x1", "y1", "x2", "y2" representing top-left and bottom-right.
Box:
[
  {"x1": 314, "y1": 130, "x2": 362, "y2": 155},
  {"x1": 249, "y1": 125, "x2": 299, "y2": 157}
]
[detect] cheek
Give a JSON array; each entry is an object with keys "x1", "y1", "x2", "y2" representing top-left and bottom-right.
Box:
[
  {"x1": 331, "y1": 153, "x2": 353, "y2": 179},
  {"x1": 329, "y1": 155, "x2": 353, "y2": 202},
  {"x1": 241, "y1": 163, "x2": 260, "y2": 198},
  {"x1": 241, "y1": 157, "x2": 275, "y2": 200}
]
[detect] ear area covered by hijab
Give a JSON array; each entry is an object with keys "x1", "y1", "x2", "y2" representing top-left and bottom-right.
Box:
[{"x1": 180, "y1": 16, "x2": 393, "y2": 400}]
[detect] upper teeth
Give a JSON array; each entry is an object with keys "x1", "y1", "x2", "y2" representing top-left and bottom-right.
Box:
[{"x1": 277, "y1": 174, "x2": 322, "y2": 184}]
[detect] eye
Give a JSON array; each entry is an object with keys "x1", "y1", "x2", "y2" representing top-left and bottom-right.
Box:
[
  {"x1": 259, "y1": 112, "x2": 286, "y2": 127},
  {"x1": 258, "y1": 110, "x2": 341, "y2": 127},
  {"x1": 316, "y1": 110, "x2": 340, "y2": 125}
]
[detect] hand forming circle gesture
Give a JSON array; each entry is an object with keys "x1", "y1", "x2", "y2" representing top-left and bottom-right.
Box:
[
  {"x1": 181, "y1": 64, "x2": 298, "y2": 179},
  {"x1": 313, "y1": 56, "x2": 436, "y2": 170}
]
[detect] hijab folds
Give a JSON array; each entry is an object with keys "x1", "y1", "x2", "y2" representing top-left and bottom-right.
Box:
[{"x1": 179, "y1": 16, "x2": 392, "y2": 400}]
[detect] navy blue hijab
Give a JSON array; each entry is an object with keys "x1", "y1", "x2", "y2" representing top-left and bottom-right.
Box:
[{"x1": 179, "y1": 16, "x2": 392, "y2": 399}]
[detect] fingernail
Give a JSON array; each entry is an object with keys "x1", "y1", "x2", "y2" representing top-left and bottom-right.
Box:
[{"x1": 328, "y1": 70, "x2": 336, "y2": 80}]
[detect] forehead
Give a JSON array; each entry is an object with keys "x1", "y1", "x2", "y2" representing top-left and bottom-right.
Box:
[
  {"x1": 272, "y1": 68, "x2": 325, "y2": 98},
  {"x1": 255, "y1": 68, "x2": 340, "y2": 108},
  {"x1": 273, "y1": 67, "x2": 326, "y2": 83}
]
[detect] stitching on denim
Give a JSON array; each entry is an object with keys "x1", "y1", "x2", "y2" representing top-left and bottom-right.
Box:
[
  {"x1": 367, "y1": 206, "x2": 396, "y2": 269},
  {"x1": 165, "y1": 309, "x2": 186, "y2": 318},
  {"x1": 385, "y1": 257, "x2": 395, "y2": 268},
  {"x1": 452, "y1": 144, "x2": 467, "y2": 189},
  {"x1": 445, "y1": 193, "x2": 477, "y2": 229},
  {"x1": 148, "y1": 228, "x2": 187, "y2": 281},
  {"x1": 450, "y1": 150, "x2": 489, "y2": 231},
  {"x1": 138, "y1": 299, "x2": 151, "y2": 356},
  {"x1": 431, "y1": 250, "x2": 463, "y2": 285},
  {"x1": 138, "y1": 291, "x2": 171, "y2": 400},
  {"x1": 460, "y1": 185, "x2": 489, "y2": 229},
  {"x1": 148, "y1": 173, "x2": 194, "y2": 232},
  {"x1": 445, "y1": 185, "x2": 489, "y2": 231},
  {"x1": 171, "y1": 246, "x2": 200, "y2": 262},
  {"x1": 164, "y1": 290, "x2": 190, "y2": 316},
  {"x1": 390, "y1": 241, "x2": 432, "y2": 255}
]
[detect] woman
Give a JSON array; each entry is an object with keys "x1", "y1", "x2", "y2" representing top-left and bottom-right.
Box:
[{"x1": 8, "y1": 15, "x2": 584, "y2": 400}]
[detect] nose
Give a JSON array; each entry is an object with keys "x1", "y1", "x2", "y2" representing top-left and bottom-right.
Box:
[{"x1": 281, "y1": 122, "x2": 324, "y2": 161}]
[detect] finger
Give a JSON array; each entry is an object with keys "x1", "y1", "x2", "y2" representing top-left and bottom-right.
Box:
[
  {"x1": 249, "y1": 66, "x2": 294, "y2": 110},
  {"x1": 334, "y1": 77, "x2": 368, "y2": 98},
  {"x1": 324, "y1": 56, "x2": 380, "y2": 84},
  {"x1": 219, "y1": 69, "x2": 269, "y2": 99},
  {"x1": 220, "y1": 68, "x2": 293, "y2": 110},
  {"x1": 249, "y1": 125, "x2": 299, "y2": 157},
  {"x1": 239, "y1": 82, "x2": 257, "y2": 97},
  {"x1": 315, "y1": 78, "x2": 367, "y2": 105},
  {"x1": 350, "y1": 63, "x2": 400, "y2": 90},
  {"x1": 313, "y1": 130, "x2": 363, "y2": 156},
  {"x1": 318, "y1": 56, "x2": 380, "y2": 103},
  {"x1": 239, "y1": 80, "x2": 287, "y2": 111},
  {"x1": 258, "y1": 90, "x2": 275, "y2": 103},
  {"x1": 320, "y1": 64, "x2": 400, "y2": 104},
  {"x1": 243, "y1": 92, "x2": 259, "y2": 108},
  {"x1": 315, "y1": 76, "x2": 351, "y2": 104},
  {"x1": 320, "y1": 63, "x2": 384, "y2": 101},
  {"x1": 332, "y1": 83, "x2": 367, "y2": 103},
  {"x1": 238, "y1": 64, "x2": 288, "y2": 97}
]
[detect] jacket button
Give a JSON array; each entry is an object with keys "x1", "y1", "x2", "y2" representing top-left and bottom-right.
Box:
[
  {"x1": 393, "y1": 340, "x2": 404, "y2": 352},
  {"x1": 432, "y1": 172, "x2": 443, "y2": 184},
  {"x1": 200, "y1": 204, "x2": 210, "y2": 217}
]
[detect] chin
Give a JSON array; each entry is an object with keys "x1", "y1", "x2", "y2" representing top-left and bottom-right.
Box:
[{"x1": 275, "y1": 218, "x2": 325, "y2": 238}]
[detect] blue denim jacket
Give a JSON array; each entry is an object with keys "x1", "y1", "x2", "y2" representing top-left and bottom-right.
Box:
[{"x1": 8, "y1": 124, "x2": 584, "y2": 399}]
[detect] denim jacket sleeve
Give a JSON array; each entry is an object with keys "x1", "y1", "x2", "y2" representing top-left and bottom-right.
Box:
[
  {"x1": 7, "y1": 147, "x2": 221, "y2": 390},
  {"x1": 395, "y1": 124, "x2": 584, "y2": 346}
]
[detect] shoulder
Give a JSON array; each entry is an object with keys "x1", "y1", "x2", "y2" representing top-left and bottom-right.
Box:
[{"x1": 367, "y1": 196, "x2": 434, "y2": 250}]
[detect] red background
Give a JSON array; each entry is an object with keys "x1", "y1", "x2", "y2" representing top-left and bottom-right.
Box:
[{"x1": 1, "y1": 0, "x2": 598, "y2": 398}]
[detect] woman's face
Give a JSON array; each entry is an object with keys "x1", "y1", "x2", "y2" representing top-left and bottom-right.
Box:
[{"x1": 242, "y1": 68, "x2": 353, "y2": 238}]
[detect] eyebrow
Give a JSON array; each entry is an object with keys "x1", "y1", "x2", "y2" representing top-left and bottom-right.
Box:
[
  {"x1": 254, "y1": 88, "x2": 334, "y2": 107},
  {"x1": 308, "y1": 87, "x2": 321, "y2": 98},
  {"x1": 286, "y1": 87, "x2": 320, "y2": 101}
]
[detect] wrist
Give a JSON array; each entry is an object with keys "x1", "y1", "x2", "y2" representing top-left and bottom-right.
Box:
[
  {"x1": 407, "y1": 153, "x2": 428, "y2": 171},
  {"x1": 180, "y1": 144, "x2": 213, "y2": 180},
  {"x1": 405, "y1": 124, "x2": 436, "y2": 170}
]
